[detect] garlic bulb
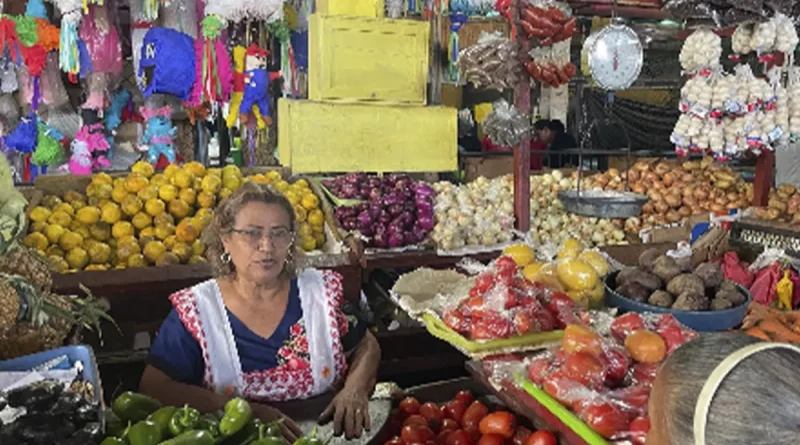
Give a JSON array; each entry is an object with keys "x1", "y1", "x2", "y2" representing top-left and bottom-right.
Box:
[
  {"x1": 679, "y1": 29, "x2": 722, "y2": 72},
  {"x1": 732, "y1": 24, "x2": 754, "y2": 55},
  {"x1": 752, "y1": 19, "x2": 777, "y2": 54},
  {"x1": 773, "y1": 13, "x2": 798, "y2": 54}
]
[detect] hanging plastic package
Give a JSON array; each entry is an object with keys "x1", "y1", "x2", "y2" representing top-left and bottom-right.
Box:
[
  {"x1": 52, "y1": 0, "x2": 83, "y2": 74},
  {"x1": 79, "y1": 4, "x2": 123, "y2": 75},
  {"x1": 162, "y1": 0, "x2": 199, "y2": 39},
  {"x1": 139, "y1": 27, "x2": 196, "y2": 100}
]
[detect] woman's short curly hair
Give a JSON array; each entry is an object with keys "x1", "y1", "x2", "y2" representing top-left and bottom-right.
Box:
[{"x1": 202, "y1": 181, "x2": 298, "y2": 278}]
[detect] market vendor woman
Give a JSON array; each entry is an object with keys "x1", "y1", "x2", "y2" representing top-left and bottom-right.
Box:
[{"x1": 140, "y1": 182, "x2": 381, "y2": 441}]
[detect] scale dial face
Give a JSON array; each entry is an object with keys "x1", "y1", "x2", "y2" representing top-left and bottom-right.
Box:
[{"x1": 588, "y1": 24, "x2": 643, "y2": 91}]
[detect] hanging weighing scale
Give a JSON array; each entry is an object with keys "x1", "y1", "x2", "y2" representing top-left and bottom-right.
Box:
[{"x1": 557, "y1": 16, "x2": 648, "y2": 219}]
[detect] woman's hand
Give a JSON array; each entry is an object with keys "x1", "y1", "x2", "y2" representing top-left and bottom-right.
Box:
[
  {"x1": 252, "y1": 403, "x2": 304, "y2": 443},
  {"x1": 319, "y1": 385, "x2": 371, "y2": 439}
]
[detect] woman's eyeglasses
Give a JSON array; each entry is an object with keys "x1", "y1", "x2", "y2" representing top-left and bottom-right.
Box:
[{"x1": 231, "y1": 227, "x2": 294, "y2": 249}]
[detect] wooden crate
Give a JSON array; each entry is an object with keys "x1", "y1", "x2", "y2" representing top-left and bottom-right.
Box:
[
  {"x1": 308, "y1": 14, "x2": 429, "y2": 105},
  {"x1": 315, "y1": 0, "x2": 384, "y2": 18},
  {"x1": 278, "y1": 99, "x2": 457, "y2": 173}
]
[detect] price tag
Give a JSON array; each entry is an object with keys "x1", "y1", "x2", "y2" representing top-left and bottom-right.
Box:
[
  {"x1": 725, "y1": 100, "x2": 743, "y2": 115},
  {"x1": 689, "y1": 104, "x2": 709, "y2": 119},
  {"x1": 747, "y1": 136, "x2": 762, "y2": 147},
  {"x1": 679, "y1": 101, "x2": 691, "y2": 113},
  {"x1": 670, "y1": 134, "x2": 688, "y2": 146},
  {"x1": 769, "y1": 126, "x2": 784, "y2": 142}
]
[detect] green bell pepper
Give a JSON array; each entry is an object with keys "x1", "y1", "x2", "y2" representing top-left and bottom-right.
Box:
[
  {"x1": 197, "y1": 414, "x2": 221, "y2": 439},
  {"x1": 106, "y1": 411, "x2": 126, "y2": 438},
  {"x1": 113, "y1": 392, "x2": 163, "y2": 423},
  {"x1": 215, "y1": 419, "x2": 260, "y2": 445},
  {"x1": 100, "y1": 438, "x2": 127, "y2": 445},
  {"x1": 251, "y1": 422, "x2": 285, "y2": 445},
  {"x1": 218, "y1": 398, "x2": 252, "y2": 436},
  {"x1": 169, "y1": 405, "x2": 201, "y2": 437},
  {"x1": 148, "y1": 407, "x2": 179, "y2": 438},
  {"x1": 293, "y1": 427, "x2": 327, "y2": 445},
  {"x1": 128, "y1": 420, "x2": 163, "y2": 445},
  {"x1": 158, "y1": 430, "x2": 216, "y2": 445}
]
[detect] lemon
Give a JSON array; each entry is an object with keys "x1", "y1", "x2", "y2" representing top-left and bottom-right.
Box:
[
  {"x1": 41, "y1": 195, "x2": 63, "y2": 208},
  {"x1": 144, "y1": 198, "x2": 166, "y2": 217},
  {"x1": 113, "y1": 177, "x2": 126, "y2": 188},
  {"x1": 158, "y1": 184, "x2": 178, "y2": 202},
  {"x1": 24, "y1": 232, "x2": 49, "y2": 251},
  {"x1": 121, "y1": 195, "x2": 143, "y2": 217},
  {"x1": 71, "y1": 200, "x2": 87, "y2": 211},
  {"x1": 112, "y1": 221, "x2": 135, "y2": 239},
  {"x1": 200, "y1": 175, "x2": 222, "y2": 194},
  {"x1": 307, "y1": 209, "x2": 324, "y2": 227},
  {"x1": 132, "y1": 212, "x2": 153, "y2": 230},
  {"x1": 131, "y1": 161, "x2": 155, "y2": 178},
  {"x1": 88, "y1": 242, "x2": 112, "y2": 264},
  {"x1": 172, "y1": 170, "x2": 195, "y2": 189},
  {"x1": 143, "y1": 240, "x2": 167, "y2": 263},
  {"x1": 251, "y1": 174, "x2": 269, "y2": 184},
  {"x1": 44, "y1": 224, "x2": 66, "y2": 244},
  {"x1": 275, "y1": 180, "x2": 290, "y2": 193},
  {"x1": 503, "y1": 244, "x2": 535, "y2": 267},
  {"x1": 176, "y1": 219, "x2": 200, "y2": 243},
  {"x1": 31, "y1": 221, "x2": 47, "y2": 233},
  {"x1": 111, "y1": 186, "x2": 128, "y2": 204},
  {"x1": 163, "y1": 164, "x2": 181, "y2": 178},
  {"x1": 155, "y1": 223, "x2": 176, "y2": 240},
  {"x1": 59, "y1": 231, "x2": 84, "y2": 251},
  {"x1": 311, "y1": 224, "x2": 324, "y2": 234},
  {"x1": 156, "y1": 252, "x2": 181, "y2": 266},
  {"x1": 48, "y1": 210, "x2": 72, "y2": 227},
  {"x1": 284, "y1": 191, "x2": 300, "y2": 206},
  {"x1": 556, "y1": 258, "x2": 599, "y2": 291},
  {"x1": 191, "y1": 239, "x2": 206, "y2": 256},
  {"x1": 150, "y1": 174, "x2": 168, "y2": 187},
  {"x1": 295, "y1": 178, "x2": 309, "y2": 188},
  {"x1": 578, "y1": 250, "x2": 610, "y2": 277},
  {"x1": 222, "y1": 175, "x2": 241, "y2": 191},
  {"x1": 116, "y1": 241, "x2": 140, "y2": 262},
  {"x1": 76, "y1": 206, "x2": 101, "y2": 225},
  {"x1": 188, "y1": 255, "x2": 207, "y2": 264},
  {"x1": 172, "y1": 242, "x2": 193, "y2": 262},
  {"x1": 72, "y1": 223, "x2": 91, "y2": 240},
  {"x1": 101, "y1": 203, "x2": 122, "y2": 224},
  {"x1": 294, "y1": 206, "x2": 307, "y2": 223},
  {"x1": 197, "y1": 191, "x2": 216, "y2": 209},
  {"x1": 522, "y1": 262, "x2": 544, "y2": 281},
  {"x1": 208, "y1": 168, "x2": 222, "y2": 177},
  {"x1": 93, "y1": 183, "x2": 113, "y2": 200},
  {"x1": 137, "y1": 185, "x2": 160, "y2": 201},
  {"x1": 196, "y1": 208, "x2": 214, "y2": 219},
  {"x1": 127, "y1": 254, "x2": 147, "y2": 268},
  {"x1": 184, "y1": 161, "x2": 207, "y2": 178},
  {"x1": 85, "y1": 264, "x2": 109, "y2": 271},
  {"x1": 191, "y1": 215, "x2": 211, "y2": 230},
  {"x1": 168, "y1": 199, "x2": 191, "y2": 220},
  {"x1": 54, "y1": 203, "x2": 75, "y2": 216},
  {"x1": 179, "y1": 188, "x2": 197, "y2": 206},
  {"x1": 298, "y1": 223, "x2": 313, "y2": 239},
  {"x1": 29, "y1": 206, "x2": 52, "y2": 223},
  {"x1": 139, "y1": 226, "x2": 156, "y2": 238},
  {"x1": 49, "y1": 256, "x2": 69, "y2": 273},
  {"x1": 93, "y1": 172, "x2": 113, "y2": 185},
  {"x1": 300, "y1": 235, "x2": 316, "y2": 251},
  {"x1": 557, "y1": 238, "x2": 583, "y2": 259},
  {"x1": 66, "y1": 248, "x2": 89, "y2": 270},
  {"x1": 300, "y1": 194, "x2": 320, "y2": 211},
  {"x1": 154, "y1": 213, "x2": 175, "y2": 226},
  {"x1": 163, "y1": 235, "x2": 178, "y2": 250},
  {"x1": 63, "y1": 190, "x2": 84, "y2": 203},
  {"x1": 90, "y1": 222, "x2": 112, "y2": 241},
  {"x1": 46, "y1": 245, "x2": 65, "y2": 258}
]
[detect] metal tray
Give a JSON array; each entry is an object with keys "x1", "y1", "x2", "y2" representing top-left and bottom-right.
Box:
[{"x1": 558, "y1": 190, "x2": 648, "y2": 219}]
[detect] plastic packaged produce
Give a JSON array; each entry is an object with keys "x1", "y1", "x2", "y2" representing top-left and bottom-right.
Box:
[
  {"x1": 518, "y1": 3, "x2": 577, "y2": 46},
  {"x1": 678, "y1": 29, "x2": 721, "y2": 72},
  {"x1": 773, "y1": 13, "x2": 798, "y2": 54},
  {"x1": 457, "y1": 32, "x2": 520, "y2": 91},
  {"x1": 483, "y1": 100, "x2": 530, "y2": 148},
  {"x1": 731, "y1": 23, "x2": 754, "y2": 56}
]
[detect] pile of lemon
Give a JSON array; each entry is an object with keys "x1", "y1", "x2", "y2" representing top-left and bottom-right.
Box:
[
  {"x1": 23, "y1": 162, "x2": 241, "y2": 273},
  {"x1": 248, "y1": 171, "x2": 326, "y2": 252}
]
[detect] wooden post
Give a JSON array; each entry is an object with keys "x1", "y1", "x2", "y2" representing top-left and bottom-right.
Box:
[
  {"x1": 513, "y1": 0, "x2": 531, "y2": 232},
  {"x1": 753, "y1": 151, "x2": 775, "y2": 207}
]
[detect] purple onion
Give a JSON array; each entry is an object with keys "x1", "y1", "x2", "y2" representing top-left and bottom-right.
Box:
[
  {"x1": 416, "y1": 199, "x2": 433, "y2": 215},
  {"x1": 378, "y1": 211, "x2": 391, "y2": 225},
  {"x1": 373, "y1": 228, "x2": 389, "y2": 248},
  {"x1": 342, "y1": 183, "x2": 358, "y2": 198},
  {"x1": 383, "y1": 192, "x2": 405, "y2": 206},
  {"x1": 388, "y1": 232, "x2": 405, "y2": 248},
  {"x1": 342, "y1": 219, "x2": 358, "y2": 231},
  {"x1": 369, "y1": 188, "x2": 383, "y2": 201},
  {"x1": 413, "y1": 183, "x2": 435, "y2": 199},
  {"x1": 368, "y1": 204, "x2": 382, "y2": 218},
  {"x1": 417, "y1": 214, "x2": 435, "y2": 230},
  {"x1": 387, "y1": 204, "x2": 404, "y2": 217},
  {"x1": 357, "y1": 211, "x2": 373, "y2": 227},
  {"x1": 412, "y1": 224, "x2": 428, "y2": 243},
  {"x1": 398, "y1": 211, "x2": 414, "y2": 227}
]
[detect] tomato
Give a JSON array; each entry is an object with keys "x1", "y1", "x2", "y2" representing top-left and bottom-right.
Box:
[
  {"x1": 474, "y1": 274, "x2": 495, "y2": 294},
  {"x1": 464, "y1": 296, "x2": 488, "y2": 318},
  {"x1": 496, "y1": 256, "x2": 518, "y2": 275},
  {"x1": 483, "y1": 312, "x2": 514, "y2": 339},
  {"x1": 579, "y1": 403, "x2": 632, "y2": 440},
  {"x1": 400, "y1": 397, "x2": 422, "y2": 416},
  {"x1": 444, "y1": 311, "x2": 469, "y2": 333},
  {"x1": 443, "y1": 400, "x2": 468, "y2": 423},
  {"x1": 385, "y1": 436, "x2": 405, "y2": 445},
  {"x1": 462, "y1": 417, "x2": 481, "y2": 440},
  {"x1": 504, "y1": 287, "x2": 524, "y2": 309},
  {"x1": 513, "y1": 310, "x2": 533, "y2": 335},
  {"x1": 445, "y1": 430, "x2": 473, "y2": 445},
  {"x1": 531, "y1": 309, "x2": 556, "y2": 332},
  {"x1": 462, "y1": 401, "x2": 490, "y2": 426},
  {"x1": 404, "y1": 415, "x2": 429, "y2": 428},
  {"x1": 564, "y1": 352, "x2": 607, "y2": 389},
  {"x1": 470, "y1": 322, "x2": 495, "y2": 341},
  {"x1": 526, "y1": 356, "x2": 553, "y2": 385},
  {"x1": 454, "y1": 391, "x2": 474, "y2": 406},
  {"x1": 525, "y1": 431, "x2": 557, "y2": 445},
  {"x1": 561, "y1": 324, "x2": 603, "y2": 355},
  {"x1": 477, "y1": 435, "x2": 505, "y2": 445},
  {"x1": 629, "y1": 416, "x2": 651, "y2": 445},
  {"x1": 610, "y1": 313, "x2": 646, "y2": 341},
  {"x1": 478, "y1": 412, "x2": 517, "y2": 439},
  {"x1": 511, "y1": 427, "x2": 532, "y2": 445},
  {"x1": 630, "y1": 362, "x2": 660, "y2": 387},
  {"x1": 608, "y1": 386, "x2": 650, "y2": 415},
  {"x1": 603, "y1": 347, "x2": 630, "y2": 386},
  {"x1": 402, "y1": 425, "x2": 436, "y2": 444},
  {"x1": 542, "y1": 374, "x2": 586, "y2": 406},
  {"x1": 656, "y1": 324, "x2": 689, "y2": 355},
  {"x1": 441, "y1": 419, "x2": 460, "y2": 432},
  {"x1": 437, "y1": 431, "x2": 451, "y2": 445},
  {"x1": 420, "y1": 403, "x2": 444, "y2": 429},
  {"x1": 544, "y1": 291, "x2": 574, "y2": 315}
]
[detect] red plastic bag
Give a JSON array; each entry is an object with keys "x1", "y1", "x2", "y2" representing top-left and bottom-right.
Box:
[
  {"x1": 721, "y1": 251, "x2": 755, "y2": 288},
  {"x1": 750, "y1": 263, "x2": 781, "y2": 305}
]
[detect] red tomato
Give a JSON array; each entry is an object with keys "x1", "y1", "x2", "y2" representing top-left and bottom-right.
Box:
[
  {"x1": 544, "y1": 292, "x2": 574, "y2": 315},
  {"x1": 496, "y1": 256, "x2": 518, "y2": 275},
  {"x1": 441, "y1": 419, "x2": 460, "y2": 432},
  {"x1": 483, "y1": 312, "x2": 514, "y2": 339},
  {"x1": 420, "y1": 403, "x2": 444, "y2": 429},
  {"x1": 400, "y1": 397, "x2": 422, "y2": 416},
  {"x1": 513, "y1": 310, "x2": 533, "y2": 335},
  {"x1": 385, "y1": 436, "x2": 405, "y2": 445},
  {"x1": 531, "y1": 309, "x2": 556, "y2": 332},
  {"x1": 656, "y1": 325, "x2": 688, "y2": 355},
  {"x1": 437, "y1": 431, "x2": 451, "y2": 445},
  {"x1": 477, "y1": 435, "x2": 505, "y2": 445},
  {"x1": 542, "y1": 374, "x2": 586, "y2": 406},
  {"x1": 404, "y1": 415, "x2": 429, "y2": 428},
  {"x1": 462, "y1": 418, "x2": 481, "y2": 440},
  {"x1": 630, "y1": 362, "x2": 660, "y2": 387},
  {"x1": 470, "y1": 322, "x2": 495, "y2": 341},
  {"x1": 603, "y1": 347, "x2": 631, "y2": 386},
  {"x1": 561, "y1": 324, "x2": 603, "y2": 356},
  {"x1": 511, "y1": 427, "x2": 532, "y2": 445},
  {"x1": 464, "y1": 296, "x2": 488, "y2": 318},
  {"x1": 462, "y1": 401, "x2": 490, "y2": 426},
  {"x1": 629, "y1": 416, "x2": 651, "y2": 445},
  {"x1": 454, "y1": 391, "x2": 474, "y2": 406},
  {"x1": 527, "y1": 356, "x2": 553, "y2": 385},
  {"x1": 580, "y1": 403, "x2": 632, "y2": 440},
  {"x1": 525, "y1": 431, "x2": 557, "y2": 445},
  {"x1": 608, "y1": 386, "x2": 650, "y2": 415},
  {"x1": 444, "y1": 311, "x2": 469, "y2": 333},
  {"x1": 564, "y1": 352, "x2": 607, "y2": 389},
  {"x1": 402, "y1": 425, "x2": 436, "y2": 444},
  {"x1": 445, "y1": 430, "x2": 473, "y2": 445},
  {"x1": 478, "y1": 412, "x2": 517, "y2": 439},
  {"x1": 610, "y1": 313, "x2": 646, "y2": 342},
  {"x1": 474, "y1": 274, "x2": 495, "y2": 294},
  {"x1": 443, "y1": 400, "x2": 468, "y2": 423}
]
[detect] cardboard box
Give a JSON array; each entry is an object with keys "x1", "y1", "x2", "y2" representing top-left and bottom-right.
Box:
[{"x1": 641, "y1": 214, "x2": 711, "y2": 244}]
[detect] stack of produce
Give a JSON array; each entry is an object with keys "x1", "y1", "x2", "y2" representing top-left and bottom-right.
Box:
[
  {"x1": 743, "y1": 302, "x2": 800, "y2": 343},
  {"x1": 431, "y1": 176, "x2": 514, "y2": 252},
  {"x1": 525, "y1": 313, "x2": 697, "y2": 442},
  {"x1": 752, "y1": 182, "x2": 800, "y2": 223},
  {"x1": 529, "y1": 171, "x2": 627, "y2": 248},
  {"x1": 0, "y1": 379, "x2": 102, "y2": 444},
  {"x1": 614, "y1": 248, "x2": 748, "y2": 311},
  {"x1": 580, "y1": 158, "x2": 751, "y2": 233},
  {"x1": 386, "y1": 392, "x2": 558, "y2": 445},
  {"x1": 326, "y1": 174, "x2": 435, "y2": 249}
]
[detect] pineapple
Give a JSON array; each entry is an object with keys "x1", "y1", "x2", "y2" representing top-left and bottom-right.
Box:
[{"x1": 0, "y1": 245, "x2": 53, "y2": 293}]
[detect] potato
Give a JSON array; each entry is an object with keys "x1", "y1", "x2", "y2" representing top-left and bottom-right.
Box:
[
  {"x1": 616, "y1": 267, "x2": 643, "y2": 287},
  {"x1": 648, "y1": 290, "x2": 675, "y2": 308},
  {"x1": 627, "y1": 270, "x2": 663, "y2": 291},
  {"x1": 694, "y1": 262, "x2": 723, "y2": 289},
  {"x1": 638, "y1": 248, "x2": 662, "y2": 271},
  {"x1": 653, "y1": 255, "x2": 681, "y2": 283},
  {"x1": 617, "y1": 281, "x2": 651, "y2": 302},
  {"x1": 667, "y1": 274, "x2": 705, "y2": 297},
  {"x1": 672, "y1": 291, "x2": 709, "y2": 311},
  {"x1": 716, "y1": 289, "x2": 746, "y2": 307}
]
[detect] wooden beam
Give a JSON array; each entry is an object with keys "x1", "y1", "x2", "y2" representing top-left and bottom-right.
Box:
[
  {"x1": 753, "y1": 151, "x2": 774, "y2": 207},
  {"x1": 513, "y1": 0, "x2": 531, "y2": 232}
]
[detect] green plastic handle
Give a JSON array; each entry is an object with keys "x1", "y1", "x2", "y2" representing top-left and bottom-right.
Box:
[{"x1": 421, "y1": 313, "x2": 564, "y2": 354}]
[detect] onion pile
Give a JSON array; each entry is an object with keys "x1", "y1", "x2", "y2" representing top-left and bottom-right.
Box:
[
  {"x1": 581, "y1": 157, "x2": 752, "y2": 233},
  {"x1": 529, "y1": 171, "x2": 627, "y2": 247},
  {"x1": 329, "y1": 174, "x2": 435, "y2": 248},
  {"x1": 431, "y1": 176, "x2": 515, "y2": 251},
  {"x1": 753, "y1": 183, "x2": 800, "y2": 224}
]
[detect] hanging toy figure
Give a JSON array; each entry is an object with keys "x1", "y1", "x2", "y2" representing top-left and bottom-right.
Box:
[
  {"x1": 238, "y1": 43, "x2": 272, "y2": 129},
  {"x1": 141, "y1": 105, "x2": 177, "y2": 166}
]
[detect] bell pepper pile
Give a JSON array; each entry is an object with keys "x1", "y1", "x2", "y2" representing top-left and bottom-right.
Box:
[
  {"x1": 104, "y1": 392, "x2": 312, "y2": 445},
  {"x1": 519, "y1": 6, "x2": 578, "y2": 46},
  {"x1": 525, "y1": 60, "x2": 577, "y2": 88}
]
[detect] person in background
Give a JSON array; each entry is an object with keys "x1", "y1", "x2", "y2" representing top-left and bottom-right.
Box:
[
  {"x1": 530, "y1": 120, "x2": 548, "y2": 171},
  {"x1": 535, "y1": 119, "x2": 578, "y2": 168},
  {"x1": 646, "y1": 333, "x2": 800, "y2": 444}
]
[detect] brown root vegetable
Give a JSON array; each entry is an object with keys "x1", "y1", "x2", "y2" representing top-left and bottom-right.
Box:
[
  {"x1": 627, "y1": 270, "x2": 663, "y2": 291},
  {"x1": 616, "y1": 267, "x2": 644, "y2": 287},
  {"x1": 672, "y1": 291, "x2": 710, "y2": 311},
  {"x1": 716, "y1": 289, "x2": 746, "y2": 307},
  {"x1": 719, "y1": 279, "x2": 739, "y2": 293},
  {"x1": 694, "y1": 262, "x2": 723, "y2": 289},
  {"x1": 710, "y1": 297, "x2": 734, "y2": 310},
  {"x1": 617, "y1": 281, "x2": 651, "y2": 302},
  {"x1": 652, "y1": 255, "x2": 681, "y2": 283},
  {"x1": 638, "y1": 248, "x2": 663, "y2": 271},
  {"x1": 667, "y1": 274, "x2": 705, "y2": 297},
  {"x1": 648, "y1": 290, "x2": 675, "y2": 308}
]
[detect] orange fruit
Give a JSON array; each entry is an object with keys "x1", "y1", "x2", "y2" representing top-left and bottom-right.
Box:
[{"x1": 624, "y1": 330, "x2": 667, "y2": 364}]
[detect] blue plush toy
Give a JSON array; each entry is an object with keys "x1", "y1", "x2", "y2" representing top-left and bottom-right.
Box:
[
  {"x1": 103, "y1": 89, "x2": 131, "y2": 160},
  {"x1": 141, "y1": 106, "x2": 177, "y2": 165}
]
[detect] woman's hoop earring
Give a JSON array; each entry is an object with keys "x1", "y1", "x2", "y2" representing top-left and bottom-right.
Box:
[{"x1": 221, "y1": 252, "x2": 231, "y2": 264}]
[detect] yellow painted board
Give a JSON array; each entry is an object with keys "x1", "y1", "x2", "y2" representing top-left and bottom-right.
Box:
[
  {"x1": 316, "y1": 0, "x2": 384, "y2": 18},
  {"x1": 308, "y1": 14, "x2": 429, "y2": 105},
  {"x1": 278, "y1": 99, "x2": 457, "y2": 173}
]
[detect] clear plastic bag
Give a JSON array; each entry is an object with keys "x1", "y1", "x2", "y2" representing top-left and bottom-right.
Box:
[
  {"x1": 41, "y1": 53, "x2": 69, "y2": 109},
  {"x1": 457, "y1": 32, "x2": 520, "y2": 91},
  {"x1": 483, "y1": 99, "x2": 530, "y2": 148}
]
